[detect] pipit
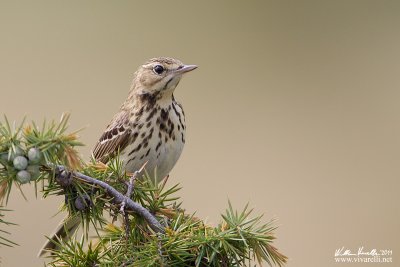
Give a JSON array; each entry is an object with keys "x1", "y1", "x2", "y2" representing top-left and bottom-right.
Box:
[
  {"x1": 39, "y1": 57, "x2": 197, "y2": 256},
  {"x1": 93, "y1": 57, "x2": 197, "y2": 179}
]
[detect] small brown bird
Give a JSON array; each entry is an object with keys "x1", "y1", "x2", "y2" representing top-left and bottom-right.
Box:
[
  {"x1": 93, "y1": 57, "x2": 197, "y2": 179},
  {"x1": 39, "y1": 57, "x2": 197, "y2": 256}
]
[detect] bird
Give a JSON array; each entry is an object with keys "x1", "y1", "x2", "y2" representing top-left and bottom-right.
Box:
[
  {"x1": 93, "y1": 57, "x2": 197, "y2": 180},
  {"x1": 39, "y1": 57, "x2": 197, "y2": 256}
]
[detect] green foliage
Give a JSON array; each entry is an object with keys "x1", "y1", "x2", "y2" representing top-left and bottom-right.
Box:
[
  {"x1": 0, "y1": 115, "x2": 287, "y2": 266},
  {"x1": 0, "y1": 206, "x2": 18, "y2": 247},
  {"x1": 47, "y1": 171, "x2": 287, "y2": 266},
  {"x1": 0, "y1": 114, "x2": 83, "y2": 250},
  {"x1": 0, "y1": 114, "x2": 83, "y2": 203}
]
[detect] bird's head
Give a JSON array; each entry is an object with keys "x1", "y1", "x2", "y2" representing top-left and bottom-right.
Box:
[{"x1": 132, "y1": 57, "x2": 197, "y2": 98}]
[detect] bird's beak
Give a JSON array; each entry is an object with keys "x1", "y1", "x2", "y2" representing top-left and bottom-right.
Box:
[{"x1": 174, "y1": 64, "x2": 198, "y2": 75}]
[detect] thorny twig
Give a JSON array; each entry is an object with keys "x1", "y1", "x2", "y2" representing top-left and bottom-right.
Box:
[
  {"x1": 119, "y1": 162, "x2": 146, "y2": 238},
  {"x1": 54, "y1": 165, "x2": 164, "y2": 234}
]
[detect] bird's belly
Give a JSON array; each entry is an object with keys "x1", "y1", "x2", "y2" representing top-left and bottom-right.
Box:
[
  {"x1": 121, "y1": 130, "x2": 185, "y2": 182},
  {"x1": 149, "y1": 137, "x2": 184, "y2": 180}
]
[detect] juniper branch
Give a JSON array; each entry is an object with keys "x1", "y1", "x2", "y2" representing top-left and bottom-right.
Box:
[{"x1": 54, "y1": 165, "x2": 164, "y2": 234}]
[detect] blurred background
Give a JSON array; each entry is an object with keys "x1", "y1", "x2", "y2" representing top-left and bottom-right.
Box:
[{"x1": 0, "y1": 1, "x2": 399, "y2": 266}]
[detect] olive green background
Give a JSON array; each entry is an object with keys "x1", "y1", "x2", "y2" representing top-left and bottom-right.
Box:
[{"x1": 0, "y1": 1, "x2": 399, "y2": 266}]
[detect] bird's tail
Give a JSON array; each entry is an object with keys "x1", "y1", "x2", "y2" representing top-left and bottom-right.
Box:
[{"x1": 37, "y1": 215, "x2": 81, "y2": 257}]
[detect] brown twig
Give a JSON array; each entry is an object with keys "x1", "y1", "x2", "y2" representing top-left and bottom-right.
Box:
[
  {"x1": 54, "y1": 164, "x2": 164, "y2": 234},
  {"x1": 119, "y1": 162, "x2": 146, "y2": 238}
]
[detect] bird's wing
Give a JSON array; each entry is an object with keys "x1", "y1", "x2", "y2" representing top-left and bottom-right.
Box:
[{"x1": 92, "y1": 111, "x2": 132, "y2": 163}]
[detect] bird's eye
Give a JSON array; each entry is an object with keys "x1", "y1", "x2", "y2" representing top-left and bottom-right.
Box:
[{"x1": 153, "y1": 65, "x2": 164, "y2": 75}]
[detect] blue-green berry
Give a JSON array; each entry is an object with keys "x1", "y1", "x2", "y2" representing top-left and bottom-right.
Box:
[
  {"x1": 13, "y1": 156, "x2": 28, "y2": 170},
  {"x1": 27, "y1": 165, "x2": 40, "y2": 180},
  {"x1": 28, "y1": 148, "x2": 42, "y2": 164},
  {"x1": 16, "y1": 170, "x2": 31, "y2": 184},
  {"x1": 9, "y1": 147, "x2": 24, "y2": 161},
  {"x1": 0, "y1": 152, "x2": 8, "y2": 163}
]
